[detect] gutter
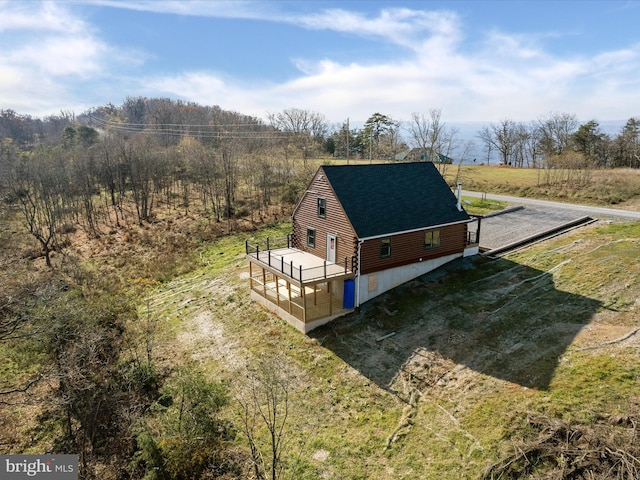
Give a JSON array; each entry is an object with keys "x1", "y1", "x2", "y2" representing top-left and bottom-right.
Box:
[
  {"x1": 358, "y1": 218, "x2": 472, "y2": 242},
  {"x1": 355, "y1": 238, "x2": 364, "y2": 308}
]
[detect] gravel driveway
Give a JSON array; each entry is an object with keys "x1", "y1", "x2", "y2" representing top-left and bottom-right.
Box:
[
  {"x1": 469, "y1": 193, "x2": 640, "y2": 251},
  {"x1": 478, "y1": 206, "x2": 590, "y2": 250}
]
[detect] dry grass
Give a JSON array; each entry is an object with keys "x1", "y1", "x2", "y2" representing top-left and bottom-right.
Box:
[
  {"x1": 132, "y1": 218, "x2": 640, "y2": 479},
  {"x1": 2, "y1": 163, "x2": 640, "y2": 478},
  {"x1": 449, "y1": 165, "x2": 640, "y2": 208}
]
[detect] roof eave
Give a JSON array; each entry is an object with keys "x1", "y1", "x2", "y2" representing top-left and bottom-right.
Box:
[{"x1": 358, "y1": 218, "x2": 472, "y2": 242}]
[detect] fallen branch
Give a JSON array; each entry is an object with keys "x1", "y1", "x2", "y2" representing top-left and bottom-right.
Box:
[
  {"x1": 577, "y1": 326, "x2": 640, "y2": 351},
  {"x1": 0, "y1": 375, "x2": 41, "y2": 403}
]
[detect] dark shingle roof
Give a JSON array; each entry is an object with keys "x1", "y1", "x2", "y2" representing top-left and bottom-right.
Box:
[{"x1": 321, "y1": 162, "x2": 469, "y2": 238}]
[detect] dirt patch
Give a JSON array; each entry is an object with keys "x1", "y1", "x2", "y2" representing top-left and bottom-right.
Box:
[
  {"x1": 178, "y1": 311, "x2": 245, "y2": 369},
  {"x1": 312, "y1": 449, "x2": 330, "y2": 462}
]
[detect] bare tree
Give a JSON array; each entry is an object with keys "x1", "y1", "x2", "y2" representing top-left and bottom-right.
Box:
[
  {"x1": 0, "y1": 138, "x2": 19, "y2": 199},
  {"x1": 478, "y1": 119, "x2": 524, "y2": 166},
  {"x1": 121, "y1": 136, "x2": 158, "y2": 224},
  {"x1": 407, "y1": 109, "x2": 447, "y2": 161},
  {"x1": 536, "y1": 112, "x2": 579, "y2": 157},
  {"x1": 407, "y1": 109, "x2": 462, "y2": 174},
  {"x1": 10, "y1": 148, "x2": 70, "y2": 267},
  {"x1": 217, "y1": 131, "x2": 240, "y2": 230},
  {"x1": 236, "y1": 355, "x2": 311, "y2": 480},
  {"x1": 267, "y1": 108, "x2": 328, "y2": 165}
]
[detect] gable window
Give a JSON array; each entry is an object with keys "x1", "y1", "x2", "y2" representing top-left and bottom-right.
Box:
[
  {"x1": 317, "y1": 197, "x2": 326, "y2": 218},
  {"x1": 424, "y1": 229, "x2": 441, "y2": 249},
  {"x1": 380, "y1": 238, "x2": 391, "y2": 258},
  {"x1": 306, "y1": 228, "x2": 316, "y2": 247}
]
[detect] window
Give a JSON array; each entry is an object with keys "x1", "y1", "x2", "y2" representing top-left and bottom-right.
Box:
[
  {"x1": 317, "y1": 197, "x2": 326, "y2": 218},
  {"x1": 424, "y1": 229, "x2": 441, "y2": 249},
  {"x1": 306, "y1": 228, "x2": 316, "y2": 247},
  {"x1": 380, "y1": 238, "x2": 391, "y2": 258}
]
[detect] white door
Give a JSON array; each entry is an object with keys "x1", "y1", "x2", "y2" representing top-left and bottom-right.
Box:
[{"x1": 326, "y1": 234, "x2": 337, "y2": 263}]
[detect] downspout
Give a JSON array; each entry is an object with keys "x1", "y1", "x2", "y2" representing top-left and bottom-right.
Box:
[{"x1": 355, "y1": 241, "x2": 362, "y2": 308}]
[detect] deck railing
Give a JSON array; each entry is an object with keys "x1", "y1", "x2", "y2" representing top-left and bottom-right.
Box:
[
  {"x1": 245, "y1": 234, "x2": 293, "y2": 255},
  {"x1": 246, "y1": 236, "x2": 355, "y2": 283},
  {"x1": 466, "y1": 216, "x2": 481, "y2": 246}
]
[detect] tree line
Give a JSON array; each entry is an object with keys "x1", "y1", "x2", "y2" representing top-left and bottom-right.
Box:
[
  {"x1": 477, "y1": 113, "x2": 640, "y2": 169},
  {"x1": 1, "y1": 98, "x2": 639, "y2": 268}
]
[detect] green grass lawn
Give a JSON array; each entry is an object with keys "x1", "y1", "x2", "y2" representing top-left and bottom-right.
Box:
[{"x1": 143, "y1": 219, "x2": 640, "y2": 479}]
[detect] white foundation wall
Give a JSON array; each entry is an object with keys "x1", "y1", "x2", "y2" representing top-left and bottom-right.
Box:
[{"x1": 356, "y1": 253, "x2": 463, "y2": 306}]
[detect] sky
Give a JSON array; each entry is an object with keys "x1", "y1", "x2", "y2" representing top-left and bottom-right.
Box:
[{"x1": 1, "y1": 0, "x2": 640, "y2": 128}]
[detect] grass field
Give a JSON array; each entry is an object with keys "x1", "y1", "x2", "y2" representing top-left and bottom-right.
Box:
[
  {"x1": 142, "y1": 219, "x2": 640, "y2": 479},
  {"x1": 2, "y1": 162, "x2": 640, "y2": 479},
  {"x1": 449, "y1": 165, "x2": 640, "y2": 208}
]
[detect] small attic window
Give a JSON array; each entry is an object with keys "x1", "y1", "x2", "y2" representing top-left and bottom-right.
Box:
[{"x1": 317, "y1": 198, "x2": 326, "y2": 218}]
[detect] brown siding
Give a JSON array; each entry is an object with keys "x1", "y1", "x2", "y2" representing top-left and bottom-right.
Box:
[
  {"x1": 291, "y1": 168, "x2": 358, "y2": 267},
  {"x1": 360, "y1": 222, "x2": 468, "y2": 275}
]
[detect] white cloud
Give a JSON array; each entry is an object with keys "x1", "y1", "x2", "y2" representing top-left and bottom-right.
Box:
[
  {"x1": 1, "y1": 1, "x2": 640, "y2": 124},
  {"x1": 87, "y1": 0, "x2": 280, "y2": 20},
  {"x1": 7, "y1": 35, "x2": 108, "y2": 77},
  {"x1": 0, "y1": 1, "x2": 88, "y2": 33},
  {"x1": 0, "y1": 1, "x2": 147, "y2": 116},
  {"x1": 87, "y1": 1, "x2": 462, "y2": 54},
  {"x1": 295, "y1": 7, "x2": 461, "y2": 53}
]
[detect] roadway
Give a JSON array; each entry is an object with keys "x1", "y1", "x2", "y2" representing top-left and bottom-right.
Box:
[{"x1": 462, "y1": 191, "x2": 640, "y2": 221}]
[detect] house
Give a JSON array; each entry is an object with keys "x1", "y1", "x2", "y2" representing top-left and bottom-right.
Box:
[
  {"x1": 394, "y1": 148, "x2": 455, "y2": 163},
  {"x1": 246, "y1": 162, "x2": 479, "y2": 333}
]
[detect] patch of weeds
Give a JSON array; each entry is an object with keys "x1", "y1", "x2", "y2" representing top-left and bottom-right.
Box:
[
  {"x1": 462, "y1": 197, "x2": 508, "y2": 216},
  {"x1": 0, "y1": 339, "x2": 46, "y2": 389}
]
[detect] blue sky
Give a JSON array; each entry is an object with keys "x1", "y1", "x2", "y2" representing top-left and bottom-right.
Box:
[{"x1": 1, "y1": 0, "x2": 640, "y2": 126}]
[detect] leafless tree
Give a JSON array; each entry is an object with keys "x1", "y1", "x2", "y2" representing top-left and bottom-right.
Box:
[
  {"x1": 407, "y1": 109, "x2": 447, "y2": 160},
  {"x1": 218, "y1": 132, "x2": 240, "y2": 230},
  {"x1": 478, "y1": 119, "x2": 525, "y2": 166},
  {"x1": 0, "y1": 138, "x2": 19, "y2": 199},
  {"x1": 536, "y1": 112, "x2": 579, "y2": 157},
  {"x1": 268, "y1": 108, "x2": 328, "y2": 165},
  {"x1": 10, "y1": 148, "x2": 71, "y2": 267},
  {"x1": 96, "y1": 135, "x2": 130, "y2": 227},
  {"x1": 236, "y1": 355, "x2": 311, "y2": 480},
  {"x1": 407, "y1": 109, "x2": 462, "y2": 174},
  {"x1": 121, "y1": 136, "x2": 158, "y2": 224}
]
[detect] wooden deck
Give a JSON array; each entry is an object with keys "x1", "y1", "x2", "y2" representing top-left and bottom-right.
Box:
[
  {"x1": 247, "y1": 247, "x2": 352, "y2": 284},
  {"x1": 247, "y1": 247, "x2": 355, "y2": 333}
]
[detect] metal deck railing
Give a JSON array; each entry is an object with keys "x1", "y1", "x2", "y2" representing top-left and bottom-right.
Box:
[{"x1": 246, "y1": 236, "x2": 355, "y2": 283}]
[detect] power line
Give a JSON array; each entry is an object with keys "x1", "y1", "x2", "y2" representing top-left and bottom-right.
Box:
[
  {"x1": 89, "y1": 114, "x2": 269, "y2": 129},
  {"x1": 87, "y1": 114, "x2": 291, "y2": 140}
]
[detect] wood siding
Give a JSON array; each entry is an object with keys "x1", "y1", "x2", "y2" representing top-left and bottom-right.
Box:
[
  {"x1": 291, "y1": 168, "x2": 358, "y2": 268},
  {"x1": 360, "y1": 222, "x2": 468, "y2": 275}
]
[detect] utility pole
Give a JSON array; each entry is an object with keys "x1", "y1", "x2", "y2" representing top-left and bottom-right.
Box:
[{"x1": 346, "y1": 117, "x2": 350, "y2": 165}]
